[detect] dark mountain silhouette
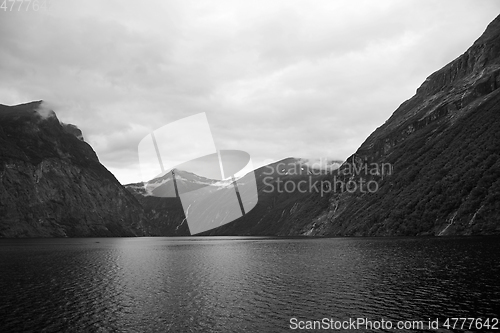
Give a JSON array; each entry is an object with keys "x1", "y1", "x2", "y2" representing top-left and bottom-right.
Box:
[{"x1": 0, "y1": 101, "x2": 147, "y2": 237}]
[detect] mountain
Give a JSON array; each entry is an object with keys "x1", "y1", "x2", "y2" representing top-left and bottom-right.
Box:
[
  {"x1": 126, "y1": 158, "x2": 341, "y2": 236},
  {"x1": 200, "y1": 157, "x2": 336, "y2": 235},
  {"x1": 302, "y1": 14, "x2": 500, "y2": 236},
  {"x1": 0, "y1": 101, "x2": 147, "y2": 237},
  {"x1": 124, "y1": 169, "x2": 215, "y2": 236}
]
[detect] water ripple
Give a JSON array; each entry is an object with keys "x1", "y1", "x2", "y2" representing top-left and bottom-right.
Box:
[{"x1": 0, "y1": 236, "x2": 499, "y2": 332}]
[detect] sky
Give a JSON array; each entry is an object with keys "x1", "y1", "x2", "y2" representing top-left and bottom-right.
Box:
[{"x1": 1, "y1": 0, "x2": 499, "y2": 184}]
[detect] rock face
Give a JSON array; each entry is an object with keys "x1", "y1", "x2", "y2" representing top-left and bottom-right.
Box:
[
  {"x1": 0, "y1": 101, "x2": 147, "y2": 237},
  {"x1": 303, "y1": 15, "x2": 500, "y2": 236}
]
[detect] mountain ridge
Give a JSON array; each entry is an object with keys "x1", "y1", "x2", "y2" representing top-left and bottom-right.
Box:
[
  {"x1": 0, "y1": 102, "x2": 148, "y2": 237},
  {"x1": 303, "y1": 14, "x2": 500, "y2": 236}
]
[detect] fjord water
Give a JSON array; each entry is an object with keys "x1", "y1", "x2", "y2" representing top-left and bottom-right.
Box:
[{"x1": 0, "y1": 237, "x2": 499, "y2": 332}]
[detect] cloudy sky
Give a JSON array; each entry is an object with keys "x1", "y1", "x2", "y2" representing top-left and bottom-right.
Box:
[{"x1": 1, "y1": 0, "x2": 499, "y2": 184}]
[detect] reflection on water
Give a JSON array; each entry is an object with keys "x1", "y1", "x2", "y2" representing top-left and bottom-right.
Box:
[{"x1": 0, "y1": 237, "x2": 499, "y2": 332}]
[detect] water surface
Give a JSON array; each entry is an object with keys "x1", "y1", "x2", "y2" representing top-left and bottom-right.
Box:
[{"x1": 1, "y1": 236, "x2": 499, "y2": 332}]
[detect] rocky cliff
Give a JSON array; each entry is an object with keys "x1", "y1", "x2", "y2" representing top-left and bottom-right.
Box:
[
  {"x1": 0, "y1": 101, "x2": 147, "y2": 237},
  {"x1": 303, "y1": 14, "x2": 500, "y2": 236}
]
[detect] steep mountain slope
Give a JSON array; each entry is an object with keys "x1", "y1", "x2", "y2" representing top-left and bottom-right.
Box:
[
  {"x1": 201, "y1": 158, "x2": 334, "y2": 235},
  {"x1": 0, "y1": 101, "x2": 147, "y2": 237},
  {"x1": 305, "y1": 15, "x2": 500, "y2": 236}
]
